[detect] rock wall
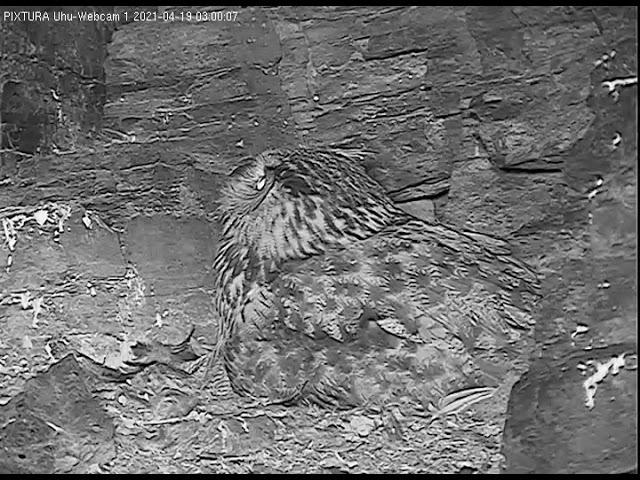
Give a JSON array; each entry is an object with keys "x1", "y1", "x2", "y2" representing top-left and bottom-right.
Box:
[{"x1": 1, "y1": 6, "x2": 636, "y2": 473}]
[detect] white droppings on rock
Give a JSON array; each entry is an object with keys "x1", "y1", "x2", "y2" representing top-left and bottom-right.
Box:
[
  {"x1": 82, "y1": 212, "x2": 92, "y2": 229},
  {"x1": 612, "y1": 132, "x2": 622, "y2": 148},
  {"x1": 34, "y1": 210, "x2": 49, "y2": 226},
  {"x1": 31, "y1": 297, "x2": 44, "y2": 328},
  {"x1": 602, "y1": 76, "x2": 637, "y2": 101},
  {"x1": 570, "y1": 324, "x2": 589, "y2": 339},
  {"x1": 19, "y1": 291, "x2": 31, "y2": 310},
  {"x1": 583, "y1": 353, "x2": 626, "y2": 410},
  {"x1": 44, "y1": 342, "x2": 55, "y2": 361}
]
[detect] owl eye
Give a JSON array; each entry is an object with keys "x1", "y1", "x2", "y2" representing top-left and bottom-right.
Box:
[{"x1": 255, "y1": 175, "x2": 267, "y2": 191}]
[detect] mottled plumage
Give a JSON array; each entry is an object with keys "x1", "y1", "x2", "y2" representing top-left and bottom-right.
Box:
[
  {"x1": 213, "y1": 146, "x2": 406, "y2": 348},
  {"x1": 224, "y1": 218, "x2": 539, "y2": 407},
  {"x1": 211, "y1": 145, "x2": 540, "y2": 409}
]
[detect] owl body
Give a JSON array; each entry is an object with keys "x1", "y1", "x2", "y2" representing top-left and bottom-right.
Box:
[
  {"x1": 213, "y1": 147, "x2": 406, "y2": 346},
  {"x1": 224, "y1": 218, "x2": 539, "y2": 408},
  {"x1": 210, "y1": 146, "x2": 540, "y2": 411}
]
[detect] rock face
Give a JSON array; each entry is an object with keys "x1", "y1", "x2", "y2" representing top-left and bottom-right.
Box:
[{"x1": 0, "y1": 6, "x2": 636, "y2": 473}]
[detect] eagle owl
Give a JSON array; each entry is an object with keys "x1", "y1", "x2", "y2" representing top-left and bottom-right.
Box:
[
  {"x1": 212, "y1": 147, "x2": 407, "y2": 350},
  {"x1": 213, "y1": 147, "x2": 539, "y2": 409}
]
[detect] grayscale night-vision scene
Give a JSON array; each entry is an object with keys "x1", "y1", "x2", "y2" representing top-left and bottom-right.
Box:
[{"x1": 0, "y1": 5, "x2": 636, "y2": 474}]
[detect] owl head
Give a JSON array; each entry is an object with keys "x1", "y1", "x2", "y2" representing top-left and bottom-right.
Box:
[{"x1": 215, "y1": 146, "x2": 403, "y2": 268}]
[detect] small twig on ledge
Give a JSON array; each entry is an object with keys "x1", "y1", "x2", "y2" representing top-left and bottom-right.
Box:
[
  {"x1": 239, "y1": 409, "x2": 289, "y2": 419},
  {"x1": 0, "y1": 148, "x2": 33, "y2": 157},
  {"x1": 139, "y1": 411, "x2": 199, "y2": 426},
  {"x1": 197, "y1": 452, "x2": 255, "y2": 462}
]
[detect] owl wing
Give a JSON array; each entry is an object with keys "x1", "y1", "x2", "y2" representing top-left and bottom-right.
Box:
[
  {"x1": 376, "y1": 218, "x2": 540, "y2": 337},
  {"x1": 226, "y1": 218, "x2": 540, "y2": 408},
  {"x1": 274, "y1": 217, "x2": 539, "y2": 342}
]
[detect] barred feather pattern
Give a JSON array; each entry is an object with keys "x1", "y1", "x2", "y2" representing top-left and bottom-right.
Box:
[
  {"x1": 212, "y1": 146, "x2": 540, "y2": 408},
  {"x1": 212, "y1": 147, "x2": 407, "y2": 352},
  {"x1": 224, "y1": 218, "x2": 540, "y2": 407}
]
